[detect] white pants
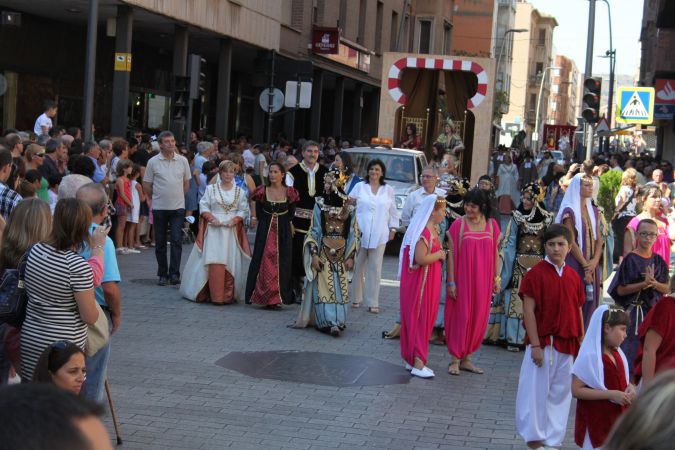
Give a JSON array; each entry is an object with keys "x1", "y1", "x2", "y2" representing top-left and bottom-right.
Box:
[
  {"x1": 515, "y1": 345, "x2": 573, "y2": 447},
  {"x1": 352, "y1": 244, "x2": 386, "y2": 308},
  {"x1": 582, "y1": 430, "x2": 599, "y2": 449}
]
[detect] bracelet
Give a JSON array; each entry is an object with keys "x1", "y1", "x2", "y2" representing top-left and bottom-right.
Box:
[
  {"x1": 92, "y1": 245, "x2": 104, "y2": 249},
  {"x1": 446, "y1": 281, "x2": 456, "y2": 287},
  {"x1": 494, "y1": 276, "x2": 502, "y2": 284},
  {"x1": 251, "y1": 217, "x2": 257, "y2": 220}
]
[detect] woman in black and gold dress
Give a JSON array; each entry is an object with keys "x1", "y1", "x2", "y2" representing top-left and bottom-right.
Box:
[
  {"x1": 486, "y1": 182, "x2": 553, "y2": 351},
  {"x1": 245, "y1": 162, "x2": 299, "y2": 307}
]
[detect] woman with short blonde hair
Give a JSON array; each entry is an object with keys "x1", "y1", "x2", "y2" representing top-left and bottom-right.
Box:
[{"x1": 612, "y1": 168, "x2": 639, "y2": 262}]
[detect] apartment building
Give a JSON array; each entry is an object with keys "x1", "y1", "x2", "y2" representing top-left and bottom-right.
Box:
[
  {"x1": 450, "y1": 0, "x2": 497, "y2": 58},
  {"x1": 550, "y1": 55, "x2": 580, "y2": 126},
  {"x1": 640, "y1": 0, "x2": 675, "y2": 161},
  {"x1": 0, "y1": 0, "x2": 454, "y2": 143},
  {"x1": 500, "y1": 0, "x2": 557, "y2": 148}
]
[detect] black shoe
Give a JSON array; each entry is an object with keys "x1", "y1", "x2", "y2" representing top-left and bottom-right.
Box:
[
  {"x1": 158, "y1": 276, "x2": 169, "y2": 286},
  {"x1": 169, "y1": 275, "x2": 181, "y2": 285}
]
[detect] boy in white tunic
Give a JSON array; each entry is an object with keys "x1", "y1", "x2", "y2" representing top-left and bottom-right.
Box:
[{"x1": 515, "y1": 224, "x2": 585, "y2": 449}]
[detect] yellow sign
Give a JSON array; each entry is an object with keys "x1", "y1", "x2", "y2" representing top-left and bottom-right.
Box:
[
  {"x1": 615, "y1": 86, "x2": 654, "y2": 124},
  {"x1": 114, "y1": 52, "x2": 132, "y2": 72}
]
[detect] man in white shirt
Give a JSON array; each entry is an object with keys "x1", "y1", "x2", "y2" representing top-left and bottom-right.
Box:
[
  {"x1": 242, "y1": 144, "x2": 255, "y2": 171},
  {"x1": 33, "y1": 100, "x2": 58, "y2": 137},
  {"x1": 400, "y1": 166, "x2": 446, "y2": 228},
  {"x1": 143, "y1": 130, "x2": 192, "y2": 286}
]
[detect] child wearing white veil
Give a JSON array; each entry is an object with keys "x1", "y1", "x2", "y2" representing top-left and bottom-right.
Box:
[
  {"x1": 572, "y1": 304, "x2": 635, "y2": 449},
  {"x1": 555, "y1": 173, "x2": 603, "y2": 328},
  {"x1": 398, "y1": 195, "x2": 447, "y2": 378}
]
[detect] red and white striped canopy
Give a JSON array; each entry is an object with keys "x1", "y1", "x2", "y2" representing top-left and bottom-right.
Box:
[{"x1": 387, "y1": 57, "x2": 488, "y2": 109}]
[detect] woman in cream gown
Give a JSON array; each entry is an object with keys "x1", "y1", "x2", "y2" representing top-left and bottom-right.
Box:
[{"x1": 180, "y1": 160, "x2": 251, "y2": 304}]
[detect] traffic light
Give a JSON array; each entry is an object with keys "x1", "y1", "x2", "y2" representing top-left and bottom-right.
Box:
[
  {"x1": 188, "y1": 54, "x2": 206, "y2": 100},
  {"x1": 581, "y1": 76, "x2": 602, "y2": 123}
]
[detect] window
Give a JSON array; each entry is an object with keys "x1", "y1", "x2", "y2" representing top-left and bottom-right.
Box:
[
  {"x1": 390, "y1": 11, "x2": 399, "y2": 51},
  {"x1": 550, "y1": 101, "x2": 557, "y2": 112},
  {"x1": 417, "y1": 19, "x2": 432, "y2": 54},
  {"x1": 529, "y1": 94, "x2": 536, "y2": 112},
  {"x1": 552, "y1": 84, "x2": 559, "y2": 94},
  {"x1": 357, "y1": 0, "x2": 367, "y2": 44},
  {"x1": 291, "y1": 0, "x2": 304, "y2": 29},
  {"x1": 535, "y1": 62, "x2": 543, "y2": 76},
  {"x1": 375, "y1": 1, "x2": 383, "y2": 53},
  {"x1": 538, "y1": 29, "x2": 546, "y2": 46},
  {"x1": 443, "y1": 22, "x2": 452, "y2": 55}
]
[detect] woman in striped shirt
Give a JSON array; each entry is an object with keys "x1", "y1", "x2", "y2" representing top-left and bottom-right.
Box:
[{"x1": 20, "y1": 198, "x2": 101, "y2": 381}]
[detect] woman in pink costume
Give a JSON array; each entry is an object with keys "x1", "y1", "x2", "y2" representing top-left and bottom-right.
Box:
[
  {"x1": 445, "y1": 188, "x2": 500, "y2": 375},
  {"x1": 624, "y1": 184, "x2": 675, "y2": 269},
  {"x1": 399, "y1": 195, "x2": 447, "y2": 379}
]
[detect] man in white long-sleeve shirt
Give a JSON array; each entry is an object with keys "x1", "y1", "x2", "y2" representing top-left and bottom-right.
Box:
[
  {"x1": 400, "y1": 166, "x2": 447, "y2": 228},
  {"x1": 383, "y1": 166, "x2": 446, "y2": 339}
]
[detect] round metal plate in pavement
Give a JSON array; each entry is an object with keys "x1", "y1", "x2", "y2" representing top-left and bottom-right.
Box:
[{"x1": 215, "y1": 351, "x2": 411, "y2": 387}]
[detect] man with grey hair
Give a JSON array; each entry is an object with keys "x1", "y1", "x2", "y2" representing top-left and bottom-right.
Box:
[
  {"x1": 285, "y1": 140, "x2": 328, "y2": 301},
  {"x1": 83, "y1": 141, "x2": 106, "y2": 184},
  {"x1": 143, "y1": 130, "x2": 191, "y2": 286},
  {"x1": 194, "y1": 141, "x2": 213, "y2": 173},
  {"x1": 76, "y1": 183, "x2": 121, "y2": 401}
]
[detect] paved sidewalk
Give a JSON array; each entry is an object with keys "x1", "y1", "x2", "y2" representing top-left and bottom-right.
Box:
[{"x1": 104, "y1": 245, "x2": 577, "y2": 449}]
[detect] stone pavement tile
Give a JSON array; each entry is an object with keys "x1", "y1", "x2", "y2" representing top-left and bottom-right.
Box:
[{"x1": 104, "y1": 247, "x2": 579, "y2": 449}]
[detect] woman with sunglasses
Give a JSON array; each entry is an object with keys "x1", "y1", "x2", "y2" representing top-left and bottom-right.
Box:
[
  {"x1": 32, "y1": 341, "x2": 86, "y2": 395},
  {"x1": 609, "y1": 219, "x2": 670, "y2": 371},
  {"x1": 623, "y1": 185, "x2": 675, "y2": 270},
  {"x1": 23, "y1": 144, "x2": 50, "y2": 203}
]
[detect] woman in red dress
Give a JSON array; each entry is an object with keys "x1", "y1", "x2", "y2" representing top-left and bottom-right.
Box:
[{"x1": 399, "y1": 195, "x2": 447, "y2": 378}]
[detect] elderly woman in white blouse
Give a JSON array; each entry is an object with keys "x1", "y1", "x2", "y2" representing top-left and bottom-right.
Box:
[{"x1": 349, "y1": 159, "x2": 400, "y2": 313}]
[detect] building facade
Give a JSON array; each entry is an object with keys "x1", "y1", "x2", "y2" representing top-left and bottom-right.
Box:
[
  {"x1": 0, "y1": 0, "x2": 455, "y2": 144},
  {"x1": 550, "y1": 55, "x2": 580, "y2": 126},
  {"x1": 640, "y1": 0, "x2": 675, "y2": 161},
  {"x1": 500, "y1": 0, "x2": 557, "y2": 149},
  {"x1": 450, "y1": 0, "x2": 497, "y2": 58}
]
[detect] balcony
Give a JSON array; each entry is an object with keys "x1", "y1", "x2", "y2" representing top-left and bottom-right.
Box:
[{"x1": 527, "y1": 110, "x2": 536, "y2": 125}]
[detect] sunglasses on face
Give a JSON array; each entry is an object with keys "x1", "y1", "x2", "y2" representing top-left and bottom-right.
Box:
[{"x1": 638, "y1": 232, "x2": 658, "y2": 239}]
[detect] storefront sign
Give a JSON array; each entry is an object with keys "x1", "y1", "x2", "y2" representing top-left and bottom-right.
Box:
[
  {"x1": 312, "y1": 27, "x2": 339, "y2": 54},
  {"x1": 114, "y1": 52, "x2": 132, "y2": 72},
  {"x1": 655, "y1": 79, "x2": 675, "y2": 120}
]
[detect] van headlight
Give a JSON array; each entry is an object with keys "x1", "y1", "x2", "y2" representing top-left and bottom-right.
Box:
[{"x1": 395, "y1": 195, "x2": 406, "y2": 209}]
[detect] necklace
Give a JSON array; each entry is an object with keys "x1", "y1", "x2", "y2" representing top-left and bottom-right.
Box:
[{"x1": 215, "y1": 184, "x2": 241, "y2": 213}]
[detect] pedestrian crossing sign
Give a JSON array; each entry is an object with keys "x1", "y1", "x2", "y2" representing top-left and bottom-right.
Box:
[{"x1": 616, "y1": 87, "x2": 654, "y2": 124}]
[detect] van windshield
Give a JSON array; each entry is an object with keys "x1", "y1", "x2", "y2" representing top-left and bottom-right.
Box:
[{"x1": 345, "y1": 151, "x2": 416, "y2": 183}]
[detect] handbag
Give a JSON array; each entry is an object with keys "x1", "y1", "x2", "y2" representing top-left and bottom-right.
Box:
[
  {"x1": 0, "y1": 248, "x2": 32, "y2": 328},
  {"x1": 86, "y1": 303, "x2": 110, "y2": 357}
]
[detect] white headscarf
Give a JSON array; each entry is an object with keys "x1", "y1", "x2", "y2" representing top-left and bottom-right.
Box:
[
  {"x1": 572, "y1": 305, "x2": 630, "y2": 391},
  {"x1": 555, "y1": 173, "x2": 597, "y2": 254},
  {"x1": 397, "y1": 195, "x2": 437, "y2": 279}
]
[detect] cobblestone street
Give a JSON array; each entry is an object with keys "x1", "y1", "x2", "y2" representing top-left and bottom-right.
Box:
[{"x1": 104, "y1": 244, "x2": 577, "y2": 450}]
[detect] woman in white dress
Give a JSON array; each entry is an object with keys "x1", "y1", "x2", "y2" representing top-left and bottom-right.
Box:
[
  {"x1": 495, "y1": 153, "x2": 520, "y2": 215},
  {"x1": 180, "y1": 160, "x2": 252, "y2": 304}
]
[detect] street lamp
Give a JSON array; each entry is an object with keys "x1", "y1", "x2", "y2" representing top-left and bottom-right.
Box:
[
  {"x1": 493, "y1": 28, "x2": 527, "y2": 147},
  {"x1": 533, "y1": 66, "x2": 560, "y2": 151}
]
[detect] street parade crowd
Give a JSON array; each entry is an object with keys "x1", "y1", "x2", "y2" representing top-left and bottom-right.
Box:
[{"x1": 0, "y1": 101, "x2": 674, "y2": 449}]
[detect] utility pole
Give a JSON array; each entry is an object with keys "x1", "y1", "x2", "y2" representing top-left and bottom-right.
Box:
[
  {"x1": 601, "y1": 0, "x2": 615, "y2": 153},
  {"x1": 584, "y1": 0, "x2": 596, "y2": 161}
]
